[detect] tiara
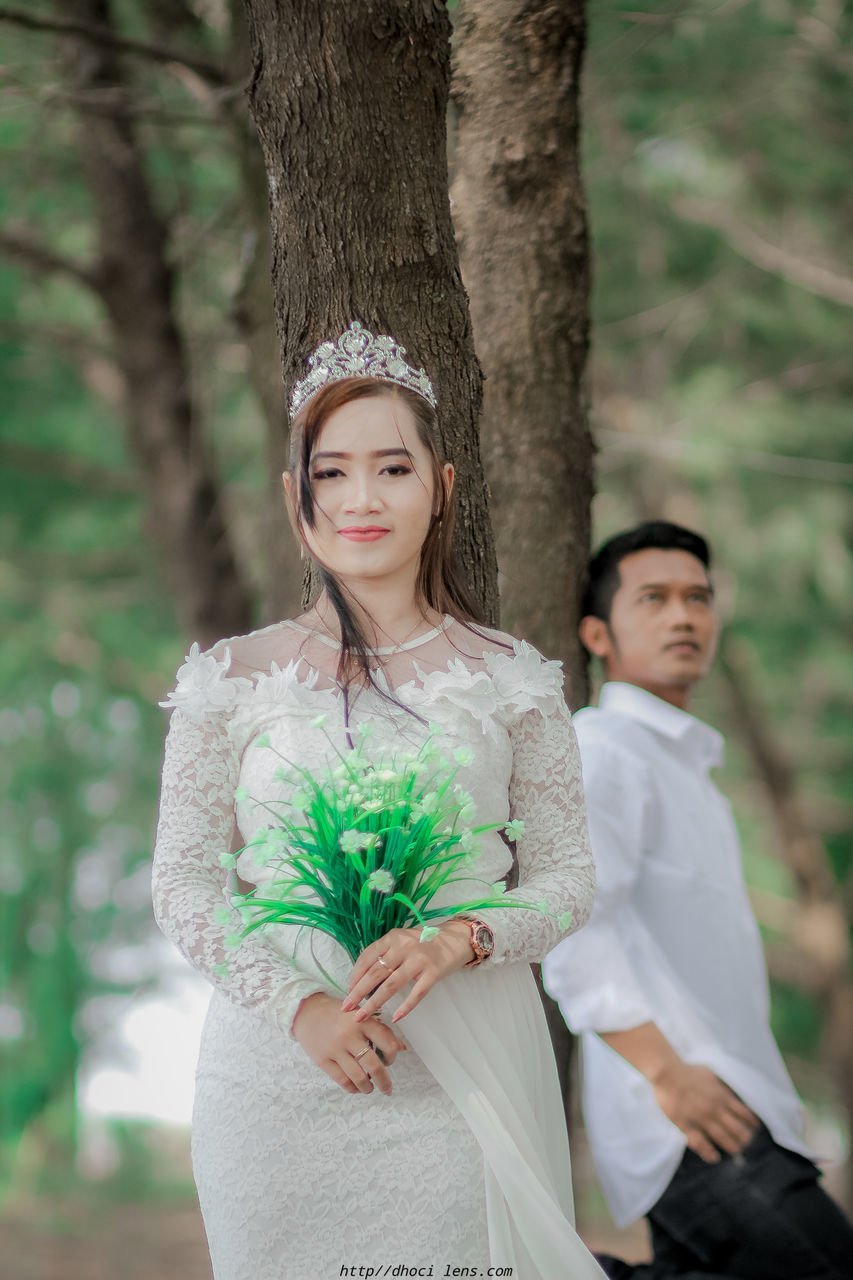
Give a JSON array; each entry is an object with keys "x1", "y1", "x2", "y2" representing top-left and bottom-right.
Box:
[{"x1": 289, "y1": 320, "x2": 437, "y2": 417}]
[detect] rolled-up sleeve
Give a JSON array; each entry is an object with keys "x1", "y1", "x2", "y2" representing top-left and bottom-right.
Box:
[{"x1": 543, "y1": 732, "x2": 654, "y2": 1032}]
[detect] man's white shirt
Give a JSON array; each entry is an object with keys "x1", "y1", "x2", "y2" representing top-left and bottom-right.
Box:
[{"x1": 543, "y1": 682, "x2": 810, "y2": 1227}]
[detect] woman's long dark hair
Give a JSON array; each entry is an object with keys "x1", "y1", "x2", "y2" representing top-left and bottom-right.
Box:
[{"x1": 287, "y1": 378, "x2": 487, "y2": 695}]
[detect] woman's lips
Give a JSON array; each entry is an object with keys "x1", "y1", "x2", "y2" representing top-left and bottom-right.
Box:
[{"x1": 338, "y1": 528, "x2": 390, "y2": 542}]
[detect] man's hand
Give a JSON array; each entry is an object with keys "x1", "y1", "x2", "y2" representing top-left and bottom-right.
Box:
[
  {"x1": 650, "y1": 1060, "x2": 759, "y2": 1163},
  {"x1": 601, "y1": 1022, "x2": 759, "y2": 1163}
]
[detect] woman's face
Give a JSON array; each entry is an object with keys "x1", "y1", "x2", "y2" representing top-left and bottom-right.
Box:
[{"x1": 290, "y1": 391, "x2": 452, "y2": 592}]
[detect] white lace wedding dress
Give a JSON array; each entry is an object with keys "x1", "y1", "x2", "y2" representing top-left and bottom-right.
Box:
[{"x1": 152, "y1": 616, "x2": 604, "y2": 1280}]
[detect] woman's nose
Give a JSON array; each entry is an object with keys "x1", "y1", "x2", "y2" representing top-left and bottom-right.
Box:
[{"x1": 344, "y1": 474, "x2": 381, "y2": 513}]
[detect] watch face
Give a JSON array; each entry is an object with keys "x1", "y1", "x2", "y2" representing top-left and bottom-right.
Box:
[{"x1": 475, "y1": 925, "x2": 494, "y2": 954}]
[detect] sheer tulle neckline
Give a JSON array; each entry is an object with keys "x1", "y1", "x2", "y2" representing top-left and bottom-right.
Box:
[{"x1": 285, "y1": 615, "x2": 453, "y2": 655}]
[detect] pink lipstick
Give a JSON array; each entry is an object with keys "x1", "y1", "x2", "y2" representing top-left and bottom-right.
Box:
[{"x1": 339, "y1": 527, "x2": 390, "y2": 542}]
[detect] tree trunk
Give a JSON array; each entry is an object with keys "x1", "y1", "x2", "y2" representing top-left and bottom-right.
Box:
[
  {"x1": 58, "y1": 0, "x2": 252, "y2": 647},
  {"x1": 719, "y1": 634, "x2": 853, "y2": 1210},
  {"x1": 241, "y1": 0, "x2": 498, "y2": 619},
  {"x1": 450, "y1": 0, "x2": 592, "y2": 1116},
  {"x1": 224, "y1": 0, "x2": 302, "y2": 623},
  {"x1": 451, "y1": 0, "x2": 592, "y2": 708},
  {"x1": 137, "y1": 0, "x2": 303, "y2": 624}
]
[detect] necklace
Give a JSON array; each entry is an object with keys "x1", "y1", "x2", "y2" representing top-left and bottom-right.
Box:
[
  {"x1": 293, "y1": 613, "x2": 452, "y2": 670},
  {"x1": 365, "y1": 616, "x2": 431, "y2": 671}
]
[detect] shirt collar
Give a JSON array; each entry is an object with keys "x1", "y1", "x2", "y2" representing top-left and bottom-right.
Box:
[{"x1": 598, "y1": 682, "x2": 725, "y2": 771}]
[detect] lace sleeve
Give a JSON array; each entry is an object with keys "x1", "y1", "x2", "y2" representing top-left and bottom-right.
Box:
[
  {"x1": 478, "y1": 699, "x2": 595, "y2": 966},
  {"x1": 151, "y1": 707, "x2": 325, "y2": 1035}
]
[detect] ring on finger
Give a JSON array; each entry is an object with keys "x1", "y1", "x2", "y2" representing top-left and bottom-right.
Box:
[
  {"x1": 376, "y1": 954, "x2": 391, "y2": 970},
  {"x1": 354, "y1": 1045, "x2": 371, "y2": 1061}
]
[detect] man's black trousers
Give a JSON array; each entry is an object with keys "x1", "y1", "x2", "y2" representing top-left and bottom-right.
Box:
[{"x1": 599, "y1": 1122, "x2": 853, "y2": 1279}]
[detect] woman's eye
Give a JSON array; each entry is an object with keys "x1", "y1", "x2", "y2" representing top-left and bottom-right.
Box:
[
  {"x1": 312, "y1": 468, "x2": 342, "y2": 481},
  {"x1": 381, "y1": 465, "x2": 412, "y2": 477}
]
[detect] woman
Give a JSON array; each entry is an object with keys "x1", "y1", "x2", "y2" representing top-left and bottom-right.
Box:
[{"x1": 153, "y1": 321, "x2": 604, "y2": 1280}]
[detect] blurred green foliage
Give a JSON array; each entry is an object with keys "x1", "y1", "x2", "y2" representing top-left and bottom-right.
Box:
[
  {"x1": 0, "y1": 2, "x2": 247, "y2": 1185},
  {"x1": 585, "y1": 0, "x2": 853, "y2": 1087},
  {"x1": 0, "y1": 0, "x2": 850, "y2": 1196}
]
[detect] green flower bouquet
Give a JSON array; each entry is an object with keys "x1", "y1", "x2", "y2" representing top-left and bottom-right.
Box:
[{"x1": 226, "y1": 719, "x2": 558, "y2": 972}]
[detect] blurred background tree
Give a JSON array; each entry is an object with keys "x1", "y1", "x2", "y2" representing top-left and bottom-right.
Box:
[
  {"x1": 582, "y1": 0, "x2": 853, "y2": 1212},
  {"x1": 0, "y1": 0, "x2": 850, "y2": 1268},
  {"x1": 0, "y1": 0, "x2": 276, "y2": 1197}
]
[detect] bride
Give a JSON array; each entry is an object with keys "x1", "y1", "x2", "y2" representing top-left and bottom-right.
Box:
[{"x1": 152, "y1": 320, "x2": 605, "y2": 1279}]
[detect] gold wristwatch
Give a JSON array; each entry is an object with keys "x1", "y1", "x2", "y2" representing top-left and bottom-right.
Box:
[{"x1": 459, "y1": 916, "x2": 495, "y2": 966}]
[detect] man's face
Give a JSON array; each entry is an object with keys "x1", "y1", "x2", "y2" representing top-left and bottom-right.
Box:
[{"x1": 583, "y1": 548, "x2": 719, "y2": 699}]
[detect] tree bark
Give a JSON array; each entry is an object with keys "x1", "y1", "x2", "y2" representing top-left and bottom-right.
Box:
[
  {"x1": 224, "y1": 0, "x2": 302, "y2": 623},
  {"x1": 57, "y1": 0, "x2": 252, "y2": 647},
  {"x1": 450, "y1": 0, "x2": 592, "y2": 1116},
  {"x1": 135, "y1": 0, "x2": 302, "y2": 621},
  {"x1": 452, "y1": 0, "x2": 592, "y2": 708},
  {"x1": 241, "y1": 0, "x2": 498, "y2": 619}
]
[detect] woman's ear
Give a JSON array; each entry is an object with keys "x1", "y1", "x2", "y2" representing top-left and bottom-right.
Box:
[
  {"x1": 282, "y1": 471, "x2": 297, "y2": 517},
  {"x1": 433, "y1": 463, "x2": 454, "y2": 518},
  {"x1": 282, "y1": 472, "x2": 308, "y2": 560},
  {"x1": 282, "y1": 470, "x2": 301, "y2": 534}
]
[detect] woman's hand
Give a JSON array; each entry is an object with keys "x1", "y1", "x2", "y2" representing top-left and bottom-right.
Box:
[
  {"x1": 342, "y1": 921, "x2": 475, "y2": 1024},
  {"x1": 292, "y1": 992, "x2": 407, "y2": 1096}
]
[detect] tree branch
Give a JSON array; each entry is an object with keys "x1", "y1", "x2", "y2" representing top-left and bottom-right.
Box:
[
  {"x1": 0, "y1": 441, "x2": 139, "y2": 494},
  {"x1": 764, "y1": 941, "x2": 828, "y2": 997},
  {"x1": 674, "y1": 196, "x2": 853, "y2": 309},
  {"x1": 0, "y1": 4, "x2": 227, "y2": 85},
  {"x1": 718, "y1": 634, "x2": 851, "y2": 992},
  {"x1": 0, "y1": 318, "x2": 111, "y2": 359},
  {"x1": 0, "y1": 228, "x2": 98, "y2": 291},
  {"x1": 596, "y1": 428, "x2": 853, "y2": 485}
]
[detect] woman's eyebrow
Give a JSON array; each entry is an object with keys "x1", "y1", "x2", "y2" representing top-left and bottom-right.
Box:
[{"x1": 312, "y1": 448, "x2": 415, "y2": 461}]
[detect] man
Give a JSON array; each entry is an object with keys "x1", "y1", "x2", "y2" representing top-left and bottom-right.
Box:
[{"x1": 543, "y1": 521, "x2": 853, "y2": 1279}]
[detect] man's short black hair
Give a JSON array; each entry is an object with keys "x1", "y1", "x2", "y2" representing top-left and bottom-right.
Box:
[{"x1": 583, "y1": 521, "x2": 712, "y2": 622}]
